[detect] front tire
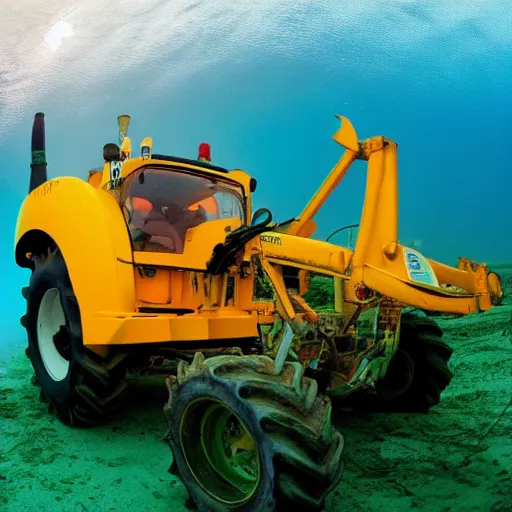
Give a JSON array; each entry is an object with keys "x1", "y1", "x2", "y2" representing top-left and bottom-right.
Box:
[
  {"x1": 24, "y1": 247, "x2": 128, "y2": 426},
  {"x1": 164, "y1": 353, "x2": 344, "y2": 511}
]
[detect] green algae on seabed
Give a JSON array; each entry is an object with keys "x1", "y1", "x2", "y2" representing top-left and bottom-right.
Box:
[
  {"x1": 0, "y1": 388, "x2": 19, "y2": 420},
  {"x1": 0, "y1": 365, "x2": 189, "y2": 511},
  {"x1": 1, "y1": 268, "x2": 512, "y2": 511},
  {"x1": 329, "y1": 267, "x2": 512, "y2": 512}
]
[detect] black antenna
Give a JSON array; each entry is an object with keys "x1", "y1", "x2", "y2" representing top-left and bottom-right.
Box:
[{"x1": 29, "y1": 112, "x2": 48, "y2": 193}]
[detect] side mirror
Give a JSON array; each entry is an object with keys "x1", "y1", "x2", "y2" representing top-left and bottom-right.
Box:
[{"x1": 251, "y1": 208, "x2": 272, "y2": 227}]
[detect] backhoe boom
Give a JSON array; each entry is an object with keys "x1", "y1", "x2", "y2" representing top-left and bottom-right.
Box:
[{"x1": 267, "y1": 116, "x2": 502, "y2": 314}]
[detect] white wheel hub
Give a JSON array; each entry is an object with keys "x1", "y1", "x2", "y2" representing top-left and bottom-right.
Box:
[{"x1": 37, "y1": 288, "x2": 70, "y2": 382}]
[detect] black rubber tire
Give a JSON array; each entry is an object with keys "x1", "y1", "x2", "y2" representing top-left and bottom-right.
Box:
[
  {"x1": 360, "y1": 311, "x2": 454, "y2": 413},
  {"x1": 23, "y1": 247, "x2": 128, "y2": 426},
  {"x1": 164, "y1": 353, "x2": 344, "y2": 512}
]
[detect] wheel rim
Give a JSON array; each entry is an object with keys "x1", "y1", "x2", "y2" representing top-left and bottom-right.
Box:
[
  {"x1": 37, "y1": 288, "x2": 70, "y2": 382},
  {"x1": 377, "y1": 349, "x2": 414, "y2": 401},
  {"x1": 179, "y1": 398, "x2": 261, "y2": 505}
]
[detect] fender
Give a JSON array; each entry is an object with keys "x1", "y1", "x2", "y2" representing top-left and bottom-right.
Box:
[{"x1": 15, "y1": 177, "x2": 136, "y2": 344}]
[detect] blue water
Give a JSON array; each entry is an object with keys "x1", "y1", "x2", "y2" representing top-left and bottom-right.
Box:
[{"x1": 1, "y1": 1, "x2": 511, "y2": 354}]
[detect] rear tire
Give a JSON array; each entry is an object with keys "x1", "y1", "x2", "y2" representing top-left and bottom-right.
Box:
[
  {"x1": 164, "y1": 353, "x2": 344, "y2": 511},
  {"x1": 23, "y1": 246, "x2": 128, "y2": 426},
  {"x1": 352, "y1": 312, "x2": 453, "y2": 413}
]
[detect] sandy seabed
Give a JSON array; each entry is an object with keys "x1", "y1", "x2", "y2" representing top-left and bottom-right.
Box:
[{"x1": 1, "y1": 271, "x2": 511, "y2": 512}]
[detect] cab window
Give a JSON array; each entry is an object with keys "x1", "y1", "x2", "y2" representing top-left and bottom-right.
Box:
[{"x1": 118, "y1": 167, "x2": 245, "y2": 253}]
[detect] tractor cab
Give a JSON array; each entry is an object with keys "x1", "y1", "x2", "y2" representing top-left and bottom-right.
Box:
[
  {"x1": 89, "y1": 115, "x2": 259, "y2": 272},
  {"x1": 118, "y1": 165, "x2": 245, "y2": 256}
]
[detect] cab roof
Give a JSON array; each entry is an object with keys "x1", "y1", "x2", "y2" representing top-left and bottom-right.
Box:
[{"x1": 151, "y1": 153, "x2": 229, "y2": 175}]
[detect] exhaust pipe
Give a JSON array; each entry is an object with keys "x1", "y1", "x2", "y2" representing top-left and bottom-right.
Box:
[{"x1": 29, "y1": 112, "x2": 47, "y2": 193}]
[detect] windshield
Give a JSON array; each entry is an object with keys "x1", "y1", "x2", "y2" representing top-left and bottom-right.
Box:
[{"x1": 117, "y1": 166, "x2": 245, "y2": 253}]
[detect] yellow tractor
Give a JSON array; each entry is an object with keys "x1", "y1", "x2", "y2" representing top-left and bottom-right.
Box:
[{"x1": 15, "y1": 112, "x2": 503, "y2": 512}]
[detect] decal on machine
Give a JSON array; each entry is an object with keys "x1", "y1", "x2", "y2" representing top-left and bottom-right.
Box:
[
  {"x1": 403, "y1": 248, "x2": 439, "y2": 287},
  {"x1": 109, "y1": 161, "x2": 123, "y2": 189},
  {"x1": 32, "y1": 180, "x2": 59, "y2": 197},
  {"x1": 260, "y1": 235, "x2": 282, "y2": 246}
]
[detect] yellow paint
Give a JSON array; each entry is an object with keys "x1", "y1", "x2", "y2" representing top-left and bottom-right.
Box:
[
  {"x1": 259, "y1": 232, "x2": 351, "y2": 276},
  {"x1": 88, "y1": 309, "x2": 258, "y2": 345},
  {"x1": 15, "y1": 177, "x2": 136, "y2": 345},
  {"x1": 135, "y1": 268, "x2": 171, "y2": 304},
  {"x1": 87, "y1": 170, "x2": 102, "y2": 188}
]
